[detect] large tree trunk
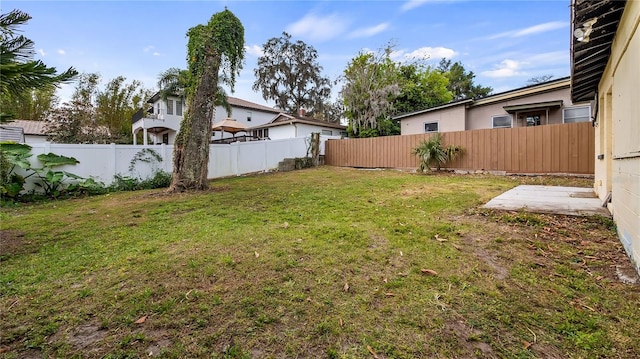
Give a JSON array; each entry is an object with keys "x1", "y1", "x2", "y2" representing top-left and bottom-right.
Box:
[{"x1": 168, "y1": 56, "x2": 220, "y2": 192}]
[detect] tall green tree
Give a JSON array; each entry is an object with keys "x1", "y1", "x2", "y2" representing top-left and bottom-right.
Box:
[
  {"x1": 437, "y1": 59, "x2": 492, "y2": 100},
  {"x1": 340, "y1": 46, "x2": 401, "y2": 137},
  {"x1": 0, "y1": 9, "x2": 77, "y2": 123},
  {"x1": 46, "y1": 73, "x2": 102, "y2": 144},
  {"x1": 0, "y1": 87, "x2": 59, "y2": 121},
  {"x1": 253, "y1": 32, "x2": 331, "y2": 115},
  {"x1": 394, "y1": 63, "x2": 453, "y2": 115},
  {"x1": 169, "y1": 9, "x2": 244, "y2": 192},
  {"x1": 46, "y1": 73, "x2": 149, "y2": 143},
  {"x1": 96, "y1": 76, "x2": 150, "y2": 141}
]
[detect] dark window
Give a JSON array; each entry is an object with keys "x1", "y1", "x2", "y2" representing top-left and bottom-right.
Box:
[
  {"x1": 424, "y1": 122, "x2": 438, "y2": 133},
  {"x1": 176, "y1": 100, "x2": 183, "y2": 116},
  {"x1": 247, "y1": 111, "x2": 252, "y2": 122},
  {"x1": 162, "y1": 133, "x2": 169, "y2": 144}
]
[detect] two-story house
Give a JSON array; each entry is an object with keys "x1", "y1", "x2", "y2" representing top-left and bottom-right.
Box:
[{"x1": 131, "y1": 92, "x2": 280, "y2": 145}]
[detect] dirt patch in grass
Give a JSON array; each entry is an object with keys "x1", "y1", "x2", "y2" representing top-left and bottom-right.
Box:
[{"x1": 0, "y1": 230, "x2": 34, "y2": 259}]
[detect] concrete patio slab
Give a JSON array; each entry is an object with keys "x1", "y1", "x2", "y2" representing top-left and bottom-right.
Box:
[{"x1": 483, "y1": 185, "x2": 611, "y2": 217}]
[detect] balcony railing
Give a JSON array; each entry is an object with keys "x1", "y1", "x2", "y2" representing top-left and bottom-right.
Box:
[{"x1": 131, "y1": 108, "x2": 165, "y2": 124}]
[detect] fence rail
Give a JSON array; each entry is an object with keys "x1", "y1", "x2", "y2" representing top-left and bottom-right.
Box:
[{"x1": 325, "y1": 122, "x2": 595, "y2": 174}]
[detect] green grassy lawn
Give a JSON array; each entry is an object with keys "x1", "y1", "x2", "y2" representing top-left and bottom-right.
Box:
[{"x1": 1, "y1": 167, "x2": 638, "y2": 358}]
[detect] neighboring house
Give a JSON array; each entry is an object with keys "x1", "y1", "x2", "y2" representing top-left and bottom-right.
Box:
[
  {"x1": 248, "y1": 111, "x2": 347, "y2": 140},
  {"x1": 0, "y1": 120, "x2": 48, "y2": 143},
  {"x1": 131, "y1": 92, "x2": 280, "y2": 145},
  {"x1": 396, "y1": 77, "x2": 592, "y2": 135},
  {"x1": 571, "y1": 0, "x2": 639, "y2": 273}
]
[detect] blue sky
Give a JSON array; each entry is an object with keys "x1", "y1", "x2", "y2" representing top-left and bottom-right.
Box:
[{"x1": 4, "y1": 0, "x2": 572, "y2": 107}]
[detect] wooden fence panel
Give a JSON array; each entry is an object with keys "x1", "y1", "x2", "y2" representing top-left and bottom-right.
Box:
[{"x1": 325, "y1": 122, "x2": 595, "y2": 174}]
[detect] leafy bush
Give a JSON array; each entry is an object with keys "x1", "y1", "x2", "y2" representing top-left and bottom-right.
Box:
[
  {"x1": 109, "y1": 171, "x2": 171, "y2": 192},
  {"x1": 0, "y1": 142, "x2": 85, "y2": 200},
  {"x1": 412, "y1": 133, "x2": 463, "y2": 172}
]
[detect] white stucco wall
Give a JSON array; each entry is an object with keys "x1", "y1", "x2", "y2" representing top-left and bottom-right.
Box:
[
  {"x1": 400, "y1": 104, "x2": 466, "y2": 135},
  {"x1": 594, "y1": 0, "x2": 640, "y2": 274},
  {"x1": 212, "y1": 107, "x2": 278, "y2": 140}
]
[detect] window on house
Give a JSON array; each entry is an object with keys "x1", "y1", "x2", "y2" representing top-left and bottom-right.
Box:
[
  {"x1": 563, "y1": 106, "x2": 591, "y2": 123},
  {"x1": 253, "y1": 128, "x2": 269, "y2": 139},
  {"x1": 155, "y1": 103, "x2": 160, "y2": 114},
  {"x1": 321, "y1": 129, "x2": 332, "y2": 136},
  {"x1": 162, "y1": 133, "x2": 169, "y2": 144},
  {"x1": 176, "y1": 100, "x2": 183, "y2": 116},
  {"x1": 247, "y1": 111, "x2": 252, "y2": 122},
  {"x1": 424, "y1": 122, "x2": 438, "y2": 133},
  {"x1": 492, "y1": 115, "x2": 512, "y2": 128},
  {"x1": 167, "y1": 100, "x2": 173, "y2": 115}
]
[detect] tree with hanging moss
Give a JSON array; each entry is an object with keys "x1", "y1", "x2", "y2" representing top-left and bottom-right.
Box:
[{"x1": 169, "y1": 9, "x2": 244, "y2": 192}]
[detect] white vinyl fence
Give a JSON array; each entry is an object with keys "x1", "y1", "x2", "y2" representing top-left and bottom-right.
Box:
[{"x1": 16, "y1": 135, "x2": 338, "y2": 189}]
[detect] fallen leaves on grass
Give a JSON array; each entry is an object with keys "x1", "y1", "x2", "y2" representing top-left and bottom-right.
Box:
[
  {"x1": 421, "y1": 269, "x2": 438, "y2": 276},
  {"x1": 134, "y1": 316, "x2": 147, "y2": 324},
  {"x1": 343, "y1": 282, "x2": 350, "y2": 292},
  {"x1": 434, "y1": 234, "x2": 447, "y2": 243},
  {"x1": 367, "y1": 345, "x2": 379, "y2": 358}
]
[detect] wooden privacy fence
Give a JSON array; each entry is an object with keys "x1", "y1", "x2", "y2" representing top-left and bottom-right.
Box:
[{"x1": 325, "y1": 122, "x2": 595, "y2": 174}]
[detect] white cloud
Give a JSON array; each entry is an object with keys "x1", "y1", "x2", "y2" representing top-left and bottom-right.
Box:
[
  {"x1": 244, "y1": 44, "x2": 264, "y2": 57},
  {"x1": 481, "y1": 59, "x2": 525, "y2": 78},
  {"x1": 348, "y1": 23, "x2": 389, "y2": 39},
  {"x1": 38, "y1": 49, "x2": 46, "y2": 56},
  {"x1": 401, "y1": 0, "x2": 432, "y2": 12},
  {"x1": 488, "y1": 21, "x2": 568, "y2": 39},
  {"x1": 143, "y1": 45, "x2": 155, "y2": 53},
  {"x1": 390, "y1": 46, "x2": 457, "y2": 61},
  {"x1": 401, "y1": 0, "x2": 459, "y2": 12},
  {"x1": 57, "y1": 49, "x2": 66, "y2": 55},
  {"x1": 153, "y1": 52, "x2": 160, "y2": 56},
  {"x1": 286, "y1": 13, "x2": 348, "y2": 42},
  {"x1": 513, "y1": 21, "x2": 567, "y2": 37}
]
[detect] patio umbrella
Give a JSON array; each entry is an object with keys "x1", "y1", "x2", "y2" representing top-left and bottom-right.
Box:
[{"x1": 211, "y1": 118, "x2": 248, "y2": 137}]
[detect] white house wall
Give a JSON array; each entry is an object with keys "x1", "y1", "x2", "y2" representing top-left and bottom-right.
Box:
[
  {"x1": 212, "y1": 107, "x2": 278, "y2": 140},
  {"x1": 595, "y1": 0, "x2": 640, "y2": 274},
  {"x1": 400, "y1": 105, "x2": 466, "y2": 135}
]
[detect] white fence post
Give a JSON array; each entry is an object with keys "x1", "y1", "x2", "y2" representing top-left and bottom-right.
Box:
[{"x1": 110, "y1": 143, "x2": 117, "y2": 181}]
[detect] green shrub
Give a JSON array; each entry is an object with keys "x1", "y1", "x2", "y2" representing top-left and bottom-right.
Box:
[{"x1": 412, "y1": 133, "x2": 464, "y2": 172}]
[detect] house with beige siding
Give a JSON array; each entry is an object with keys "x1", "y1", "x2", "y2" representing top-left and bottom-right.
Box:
[
  {"x1": 397, "y1": 77, "x2": 592, "y2": 135},
  {"x1": 571, "y1": 0, "x2": 640, "y2": 274}
]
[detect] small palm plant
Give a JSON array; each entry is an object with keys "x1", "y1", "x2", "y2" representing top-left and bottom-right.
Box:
[{"x1": 412, "y1": 133, "x2": 464, "y2": 172}]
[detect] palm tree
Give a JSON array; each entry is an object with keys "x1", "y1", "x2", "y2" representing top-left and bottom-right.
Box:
[
  {"x1": 412, "y1": 133, "x2": 463, "y2": 172},
  {"x1": 0, "y1": 9, "x2": 77, "y2": 122}
]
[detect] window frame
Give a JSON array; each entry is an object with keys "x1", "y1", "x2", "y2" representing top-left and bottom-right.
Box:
[
  {"x1": 492, "y1": 115, "x2": 512, "y2": 128},
  {"x1": 247, "y1": 111, "x2": 252, "y2": 122},
  {"x1": 321, "y1": 129, "x2": 332, "y2": 136},
  {"x1": 424, "y1": 122, "x2": 439, "y2": 133},
  {"x1": 166, "y1": 100, "x2": 173, "y2": 115},
  {"x1": 176, "y1": 100, "x2": 183, "y2": 116},
  {"x1": 563, "y1": 105, "x2": 591, "y2": 123}
]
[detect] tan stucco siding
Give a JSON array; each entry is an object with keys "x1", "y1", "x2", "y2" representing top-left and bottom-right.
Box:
[
  {"x1": 466, "y1": 87, "x2": 574, "y2": 129},
  {"x1": 595, "y1": 0, "x2": 640, "y2": 273},
  {"x1": 400, "y1": 105, "x2": 466, "y2": 135}
]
